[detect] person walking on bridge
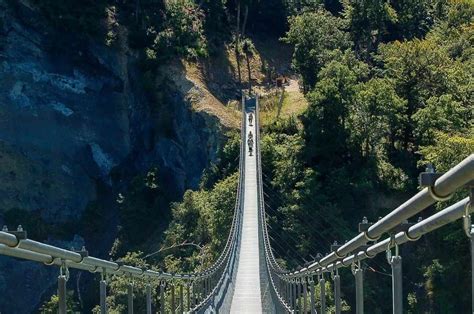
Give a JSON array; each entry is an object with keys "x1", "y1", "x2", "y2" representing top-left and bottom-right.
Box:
[
  {"x1": 247, "y1": 131, "x2": 254, "y2": 156},
  {"x1": 248, "y1": 112, "x2": 253, "y2": 126}
]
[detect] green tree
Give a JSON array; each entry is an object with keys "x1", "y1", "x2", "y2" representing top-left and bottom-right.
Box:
[
  {"x1": 164, "y1": 173, "x2": 238, "y2": 272},
  {"x1": 343, "y1": 0, "x2": 398, "y2": 57},
  {"x1": 40, "y1": 291, "x2": 80, "y2": 313},
  {"x1": 150, "y1": 0, "x2": 208, "y2": 60},
  {"x1": 302, "y1": 52, "x2": 368, "y2": 168},
  {"x1": 242, "y1": 38, "x2": 256, "y2": 93},
  {"x1": 283, "y1": 9, "x2": 351, "y2": 91},
  {"x1": 349, "y1": 78, "x2": 407, "y2": 156},
  {"x1": 377, "y1": 38, "x2": 457, "y2": 148}
]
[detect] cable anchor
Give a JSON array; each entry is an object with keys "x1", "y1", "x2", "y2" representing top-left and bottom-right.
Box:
[
  {"x1": 60, "y1": 259, "x2": 70, "y2": 281},
  {"x1": 386, "y1": 234, "x2": 399, "y2": 265},
  {"x1": 351, "y1": 259, "x2": 362, "y2": 275}
]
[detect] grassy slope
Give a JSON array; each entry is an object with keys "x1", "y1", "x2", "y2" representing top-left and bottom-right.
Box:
[{"x1": 166, "y1": 35, "x2": 307, "y2": 129}]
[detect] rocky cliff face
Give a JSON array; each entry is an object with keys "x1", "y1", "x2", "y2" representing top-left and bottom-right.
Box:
[{"x1": 0, "y1": 1, "x2": 226, "y2": 312}]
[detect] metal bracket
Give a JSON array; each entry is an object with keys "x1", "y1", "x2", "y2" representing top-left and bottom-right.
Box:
[
  {"x1": 419, "y1": 166, "x2": 452, "y2": 201},
  {"x1": 386, "y1": 234, "x2": 400, "y2": 264},
  {"x1": 419, "y1": 172, "x2": 443, "y2": 187},
  {"x1": 3, "y1": 225, "x2": 28, "y2": 241},
  {"x1": 331, "y1": 242, "x2": 345, "y2": 259},
  {"x1": 359, "y1": 217, "x2": 380, "y2": 242},
  {"x1": 73, "y1": 246, "x2": 89, "y2": 260},
  {"x1": 358, "y1": 217, "x2": 373, "y2": 233},
  {"x1": 351, "y1": 260, "x2": 362, "y2": 275}
]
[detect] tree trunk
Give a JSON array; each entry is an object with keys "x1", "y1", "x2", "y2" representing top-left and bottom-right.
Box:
[
  {"x1": 246, "y1": 53, "x2": 252, "y2": 94},
  {"x1": 235, "y1": 2, "x2": 242, "y2": 84},
  {"x1": 136, "y1": 0, "x2": 140, "y2": 24},
  {"x1": 242, "y1": 5, "x2": 249, "y2": 38}
]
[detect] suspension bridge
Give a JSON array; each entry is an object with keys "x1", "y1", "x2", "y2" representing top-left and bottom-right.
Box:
[{"x1": 0, "y1": 96, "x2": 473, "y2": 313}]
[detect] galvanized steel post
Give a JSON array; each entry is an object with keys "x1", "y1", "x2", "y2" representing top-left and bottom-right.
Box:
[
  {"x1": 297, "y1": 278, "x2": 302, "y2": 313},
  {"x1": 320, "y1": 274, "x2": 326, "y2": 314},
  {"x1": 160, "y1": 281, "x2": 166, "y2": 314},
  {"x1": 58, "y1": 274, "x2": 67, "y2": 314},
  {"x1": 471, "y1": 226, "x2": 474, "y2": 314},
  {"x1": 354, "y1": 267, "x2": 364, "y2": 314},
  {"x1": 391, "y1": 256, "x2": 403, "y2": 314},
  {"x1": 468, "y1": 186, "x2": 473, "y2": 314},
  {"x1": 171, "y1": 284, "x2": 176, "y2": 314},
  {"x1": 146, "y1": 283, "x2": 152, "y2": 314},
  {"x1": 333, "y1": 270, "x2": 341, "y2": 314},
  {"x1": 309, "y1": 276, "x2": 316, "y2": 314},
  {"x1": 186, "y1": 282, "x2": 191, "y2": 311},
  {"x1": 100, "y1": 271, "x2": 107, "y2": 314},
  {"x1": 179, "y1": 284, "x2": 184, "y2": 314},
  {"x1": 58, "y1": 261, "x2": 68, "y2": 314},
  {"x1": 127, "y1": 280, "x2": 134, "y2": 314},
  {"x1": 303, "y1": 278, "x2": 308, "y2": 314}
]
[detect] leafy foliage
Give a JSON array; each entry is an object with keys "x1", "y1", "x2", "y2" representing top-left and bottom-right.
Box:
[
  {"x1": 283, "y1": 9, "x2": 351, "y2": 90},
  {"x1": 269, "y1": 1, "x2": 474, "y2": 312},
  {"x1": 163, "y1": 172, "x2": 238, "y2": 272},
  {"x1": 40, "y1": 291, "x2": 80, "y2": 313}
]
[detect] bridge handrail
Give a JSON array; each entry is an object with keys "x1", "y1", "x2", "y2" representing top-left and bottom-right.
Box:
[
  {"x1": 278, "y1": 153, "x2": 473, "y2": 279},
  {"x1": 253, "y1": 95, "x2": 293, "y2": 311}
]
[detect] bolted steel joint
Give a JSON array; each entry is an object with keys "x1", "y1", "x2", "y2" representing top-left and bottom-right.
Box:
[
  {"x1": 331, "y1": 241, "x2": 345, "y2": 259},
  {"x1": 6, "y1": 225, "x2": 28, "y2": 242},
  {"x1": 358, "y1": 217, "x2": 373, "y2": 233},
  {"x1": 72, "y1": 246, "x2": 89, "y2": 262},
  {"x1": 419, "y1": 165, "x2": 452, "y2": 201}
]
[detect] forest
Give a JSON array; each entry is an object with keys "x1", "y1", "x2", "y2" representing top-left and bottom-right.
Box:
[{"x1": 2, "y1": 0, "x2": 473, "y2": 312}]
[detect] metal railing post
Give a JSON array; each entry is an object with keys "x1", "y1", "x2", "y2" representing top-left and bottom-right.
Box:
[
  {"x1": 287, "y1": 280, "x2": 291, "y2": 307},
  {"x1": 309, "y1": 276, "x2": 315, "y2": 314},
  {"x1": 186, "y1": 282, "x2": 191, "y2": 311},
  {"x1": 320, "y1": 274, "x2": 326, "y2": 314},
  {"x1": 128, "y1": 279, "x2": 134, "y2": 314},
  {"x1": 293, "y1": 280, "x2": 297, "y2": 310},
  {"x1": 179, "y1": 284, "x2": 184, "y2": 314},
  {"x1": 171, "y1": 284, "x2": 176, "y2": 314},
  {"x1": 297, "y1": 278, "x2": 302, "y2": 313},
  {"x1": 146, "y1": 283, "x2": 152, "y2": 314},
  {"x1": 354, "y1": 266, "x2": 364, "y2": 314},
  {"x1": 100, "y1": 270, "x2": 107, "y2": 314},
  {"x1": 391, "y1": 256, "x2": 403, "y2": 314},
  {"x1": 303, "y1": 277, "x2": 308, "y2": 314},
  {"x1": 58, "y1": 265, "x2": 67, "y2": 314},
  {"x1": 471, "y1": 225, "x2": 474, "y2": 314},
  {"x1": 160, "y1": 281, "x2": 166, "y2": 314},
  {"x1": 351, "y1": 260, "x2": 364, "y2": 314},
  {"x1": 466, "y1": 186, "x2": 473, "y2": 313},
  {"x1": 333, "y1": 270, "x2": 341, "y2": 314}
]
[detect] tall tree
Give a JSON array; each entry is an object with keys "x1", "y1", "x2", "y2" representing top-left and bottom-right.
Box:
[
  {"x1": 283, "y1": 9, "x2": 351, "y2": 91},
  {"x1": 242, "y1": 38, "x2": 256, "y2": 93},
  {"x1": 343, "y1": 0, "x2": 398, "y2": 58}
]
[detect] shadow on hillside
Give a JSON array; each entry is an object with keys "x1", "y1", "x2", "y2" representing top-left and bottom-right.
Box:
[{"x1": 201, "y1": 39, "x2": 241, "y2": 105}]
